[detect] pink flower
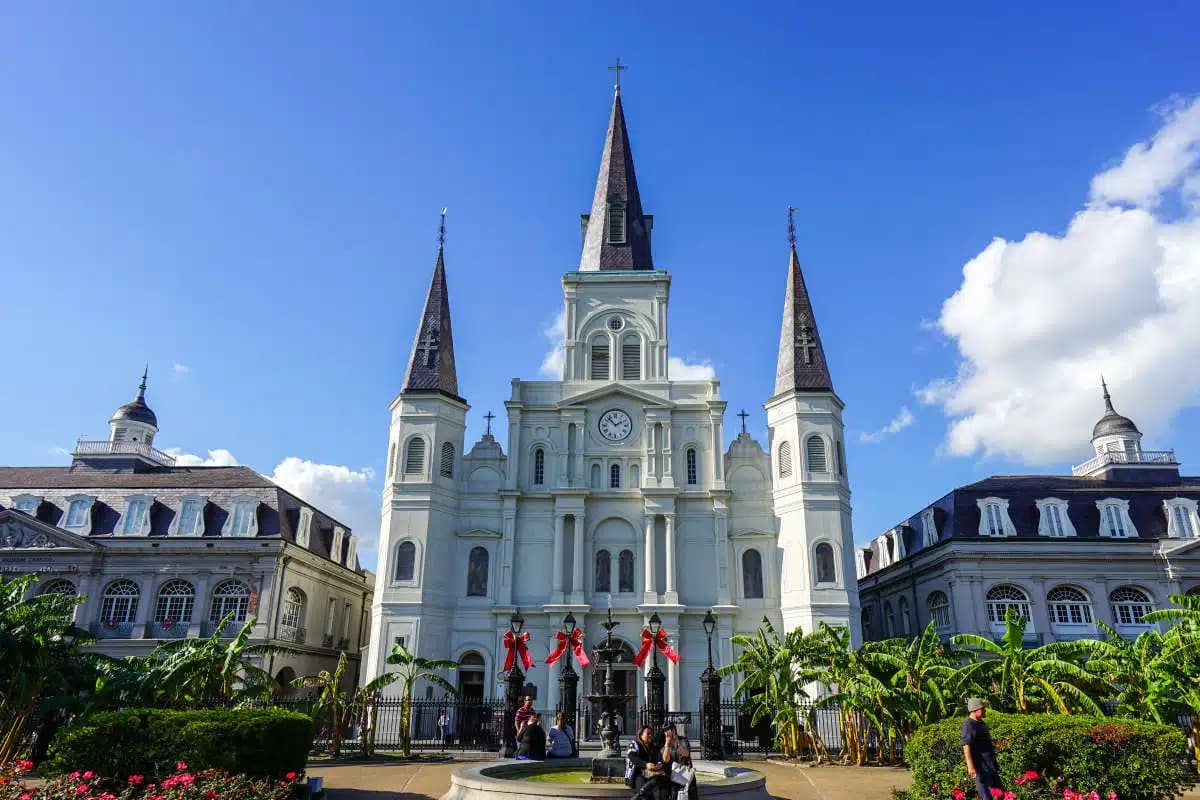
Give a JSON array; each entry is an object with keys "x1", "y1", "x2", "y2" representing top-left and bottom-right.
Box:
[
  {"x1": 1015, "y1": 777, "x2": 1027, "y2": 786},
  {"x1": 82, "y1": 770, "x2": 94, "y2": 780},
  {"x1": 1088, "y1": 793, "x2": 1100, "y2": 800},
  {"x1": 1004, "y1": 793, "x2": 1016, "y2": 800},
  {"x1": 128, "y1": 775, "x2": 144, "y2": 785},
  {"x1": 175, "y1": 761, "x2": 188, "y2": 771},
  {"x1": 75, "y1": 785, "x2": 89, "y2": 795},
  {"x1": 1108, "y1": 794, "x2": 1118, "y2": 800},
  {"x1": 285, "y1": 771, "x2": 298, "y2": 780},
  {"x1": 953, "y1": 789, "x2": 966, "y2": 800},
  {"x1": 20, "y1": 794, "x2": 33, "y2": 800},
  {"x1": 16, "y1": 760, "x2": 34, "y2": 774},
  {"x1": 205, "y1": 791, "x2": 217, "y2": 799},
  {"x1": 69, "y1": 772, "x2": 81, "y2": 780},
  {"x1": 1024, "y1": 770, "x2": 1039, "y2": 780},
  {"x1": 990, "y1": 790, "x2": 1003, "y2": 800}
]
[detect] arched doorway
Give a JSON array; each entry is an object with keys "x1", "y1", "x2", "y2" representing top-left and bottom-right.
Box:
[
  {"x1": 457, "y1": 652, "x2": 485, "y2": 702},
  {"x1": 587, "y1": 638, "x2": 637, "y2": 737},
  {"x1": 273, "y1": 666, "x2": 297, "y2": 700}
]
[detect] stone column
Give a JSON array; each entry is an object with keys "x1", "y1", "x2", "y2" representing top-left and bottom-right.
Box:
[
  {"x1": 663, "y1": 423, "x2": 674, "y2": 481},
  {"x1": 505, "y1": 407, "x2": 521, "y2": 490},
  {"x1": 552, "y1": 514, "x2": 565, "y2": 600},
  {"x1": 571, "y1": 515, "x2": 585, "y2": 604},
  {"x1": 710, "y1": 412, "x2": 725, "y2": 484},
  {"x1": 643, "y1": 515, "x2": 657, "y2": 603},
  {"x1": 133, "y1": 574, "x2": 156, "y2": 638},
  {"x1": 713, "y1": 503, "x2": 731, "y2": 605},
  {"x1": 664, "y1": 514, "x2": 678, "y2": 604},
  {"x1": 501, "y1": 500, "x2": 517, "y2": 605}
]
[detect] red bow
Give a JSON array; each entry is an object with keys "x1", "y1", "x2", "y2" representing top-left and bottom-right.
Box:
[
  {"x1": 545, "y1": 628, "x2": 591, "y2": 668},
  {"x1": 632, "y1": 628, "x2": 680, "y2": 667},
  {"x1": 503, "y1": 630, "x2": 535, "y2": 671}
]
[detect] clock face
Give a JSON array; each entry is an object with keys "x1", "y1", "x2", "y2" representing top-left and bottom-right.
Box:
[{"x1": 598, "y1": 409, "x2": 633, "y2": 442}]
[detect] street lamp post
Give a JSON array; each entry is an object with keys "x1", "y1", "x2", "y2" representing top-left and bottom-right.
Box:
[
  {"x1": 644, "y1": 612, "x2": 666, "y2": 734},
  {"x1": 502, "y1": 610, "x2": 525, "y2": 758},
  {"x1": 699, "y1": 608, "x2": 724, "y2": 759},
  {"x1": 558, "y1": 612, "x2": 581, "y2": 756}
]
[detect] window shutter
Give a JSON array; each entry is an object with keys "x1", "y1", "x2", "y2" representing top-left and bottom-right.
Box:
[
  {"x1": 621, "y1": 340, "x2": 641, "y2": 380},
  {"x1": 591, "y1": 343, "x2": 610, "y2": 380},
  {"x1": 404, "y1": 438, "x2": 426, "y2": 475},
  {"x1": 440, "y1": 443, "x2": 454, "y2": 478},
  {"x1": 778, "y1": 442, "x2": 792, "y2": 478},
  {"x1": 805, "y1": 436, "x2": 827, "y2": 472}
]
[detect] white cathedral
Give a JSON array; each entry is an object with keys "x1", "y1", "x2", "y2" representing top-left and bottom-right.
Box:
[{"x1": 365, "y1": 82, "x2": 861, "y2": 719}]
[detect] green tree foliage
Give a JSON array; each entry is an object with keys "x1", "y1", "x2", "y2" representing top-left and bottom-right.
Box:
[{"x1": 367, "y1": 641, "x2": 457, "y2": 757}]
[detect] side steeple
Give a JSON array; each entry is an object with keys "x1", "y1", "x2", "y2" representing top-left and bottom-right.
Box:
[
  {"x1": 774, "y1": 208, "x2": 833, "y2": 395},
  {"x1": 579, "y1": 65, "x2": 654, "y2": 272},
  {"x1": 402, "y1": 211, "x2": 461, "y2": 401}
]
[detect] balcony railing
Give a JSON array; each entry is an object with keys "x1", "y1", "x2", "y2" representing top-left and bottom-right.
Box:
[
  {"x1": 277, "y1": 625, "x2": 306, "y2": 644},
  {"x1": 202, "y1": 619, "x2": 238, "y2": 638},
  {"x1": 92, "y1": 621, "x2": 136, "y2": 639},
  {"x1": 1072, "y1": 449, "x2": 1177, "y2": 476},
  {"x1": 149, "y1": 620, "x2": 189, "y2": 639},
  {"x1": 73, "y1": 439, "x2": 177, "y2": 467}
]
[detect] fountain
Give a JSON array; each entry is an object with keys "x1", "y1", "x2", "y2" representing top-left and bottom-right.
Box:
[{"x1": 583, "y1": 607, "x2": 635, "y2": 779}]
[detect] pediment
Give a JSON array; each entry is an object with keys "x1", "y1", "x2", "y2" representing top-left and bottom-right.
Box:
[
  {"x1": 0, "y1": 510, "x2": 100, "y2": 551},
  {"x1": 558, "y1": 382, "x2": 672, "y2": 409},
  {"x1": 458, "y1": 527, "x2": 503, "y2": 539},
  {"x1": 729, "y1": 528, "x2": 776, "y2": 540}
]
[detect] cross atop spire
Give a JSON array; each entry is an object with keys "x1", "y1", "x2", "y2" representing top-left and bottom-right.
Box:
[
  {"x1": 401, "y1": 212, "x2": 461, "y2": 401},
  {"x1": 608, "y1": 57, "x2": 628, "y2": 94},
  {"x1": 578, "y1": 76, "x2": 654, "y2": 271},
  {"x1": 774, "y1": 209, "x2": 834, "y2": 395}
]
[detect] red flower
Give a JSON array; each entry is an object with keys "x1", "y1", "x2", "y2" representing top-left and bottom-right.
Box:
[
  {"x1": 1108, "y1": 794, "x2": 1118, "y2": 800},
  {"x1": 82, "y1": 770, "x2": 94, "y2": 779},
  {"x1": 990, "y1": 790, "x2": 1003, "y2": 799},
  {"x1": 128, "y1": 775, "x2": 144, "y2": 785},
  {"x1": 953, "y1": 790, "x2": 966, "y2": 800},
  {"x1": 75, "y1": 785, "x2": 89, "y2": 795},
  {"x1": 1088, "y1": 792, "x2": 1100, "y2": 800},
  {"x1": 19, "y1": 793, "x2": 32, "y2": 800},
  {"x1": 1024, "y1": 770, "x2": 1039, "y2": 780},
  {"x1": 1004, "y1": 793, "x2": 1016, "y2": 800},
  {"x1": 1015, "y1": 777, "x2": 1027, "y2": 786},
  {"x1": 69, "y1": 772, "x2": 81, "y2": 780},
  {"x1": 16, "y1": 760, "x2": 34, "y2": 774},
  {"x1": 205, "y1": 791, "x2": 217, "y2": 799},
  {"x1": 285, "y1": 771, "x2": 298, "y2": 780},
  {"x1": 176, "y1": 761, "x2": 188, "y2": 771}
]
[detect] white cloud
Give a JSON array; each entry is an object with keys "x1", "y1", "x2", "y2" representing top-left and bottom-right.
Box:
[
  {"x1": 921, "y1": 97, "x2": 1200, "y2": 464},
  {"x1": 859, "y1": 406, "x2": 915, "y2": 444},
  {"x1": 667, "y1": 356, "x2": 716, "y2": 380},
  {"x1": 538, "y1": 309, "x2": 566, "y2": 379},
  {"x1": 269, "y1": 457, "x2": 379, "y2": 561},
  {"x1": 165, "y1": 448, "x2": 240, "y2": 467},
  {"x1": 173, "y1": 362, "x2": 190, "y2": 375}
]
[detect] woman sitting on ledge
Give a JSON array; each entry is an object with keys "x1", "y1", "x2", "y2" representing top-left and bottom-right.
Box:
[{"x1": 626, "y1": 725, "x2": 669, "y2": 800}]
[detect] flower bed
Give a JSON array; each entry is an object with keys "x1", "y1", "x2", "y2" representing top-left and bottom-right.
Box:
[
  {"x1": 0, "y1": 760, "x2": 303, "y2": 800},
  {"x1": 896, "y1": 713, "x2": 1193, "y2": 800}
]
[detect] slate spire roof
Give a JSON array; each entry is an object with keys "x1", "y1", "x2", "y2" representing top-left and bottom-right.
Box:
[
  {"x1": 578, "y1": 84, "x2": 654, "y2": 271},
  {"x1": 110, "y1": 366, "x2": 159, "y2": 427},
  {"x1": 402, "y1": 221, "x2": 461, "y2": 401},
  {"x1": 775, "y1": 212, "x2": 834, "y2": 395}
]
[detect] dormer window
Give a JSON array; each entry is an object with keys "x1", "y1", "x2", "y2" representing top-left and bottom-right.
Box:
[
  {"x1": 1097, "y1": 499, "x2": 1136, "y2": 538},
  {"x1": 607, "y1": 201, "x2": 626, "y2": 244},
  {"x1": 121, "y1": 495, "x2": 154, "y2": 536},
  {"x1": 1036, "y1": 498, "x2": 1076, "y2": 538},
  {"x1": 977, "y1": 497, "x2": 1015, "y2": 537},
  {"x1": 224, "y1": 496, "x2": 260, "y2": 537},
  {"x1": 11, "y1": 494, "x2": 41, "y2": 515},
  {"x1": 1164, "y1": 498, "x2": 1198, "y2": 539},
  {"x1": 921, "y1": 508, "x2": 938, "y2": 547},
  {"x1": 295, "y1": 506, "x2": 313, "y2": 548},
  {"x1": 331, "y1": 526, "x2": 346, "y2": 564},
  {"x1": 63, "y1": 495, "x2": 96, "y2": 535}
]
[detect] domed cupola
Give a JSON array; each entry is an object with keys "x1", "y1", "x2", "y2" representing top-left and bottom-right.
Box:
[
  {"x1": 1090, "y1": 378, "x2": 1141, "y2": 457},
  {"x1": 108, "y1": 368, "x2": 159, "y2": 447}
]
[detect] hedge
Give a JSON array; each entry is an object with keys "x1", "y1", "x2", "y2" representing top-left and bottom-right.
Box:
[
  {"x1": 897, "y1": 713, "x2": 1193, "y2": 800},
  {"x1": 46, "y1": 709, "x2": 313, "y2": 780}
]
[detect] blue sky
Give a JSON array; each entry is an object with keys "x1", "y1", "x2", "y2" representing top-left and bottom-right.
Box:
[{"x1": 3, "y1": 4, "x2": 1199, "y2": 568}]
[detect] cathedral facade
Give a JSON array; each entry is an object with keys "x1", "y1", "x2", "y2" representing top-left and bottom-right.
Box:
[{"x1": 366, "y1": 84, "x2": 861, "y2": 718}]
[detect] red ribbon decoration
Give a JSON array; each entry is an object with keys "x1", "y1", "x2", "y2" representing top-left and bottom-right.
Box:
[
  {"x1": 545, "y1": 628, "x2": 591, "y2": 668},
  {"x1": 503, "y1": 630, "x2": 535, "y2": 671},
  {"x1": 632, "y1": 628, "x2": 681, "y2": 667}
]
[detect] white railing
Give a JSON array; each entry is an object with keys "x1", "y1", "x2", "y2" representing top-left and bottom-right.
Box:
[
  {"x1": 73, "y1": 439, "x2": 176, "y2": 467},
  {"x1": 1072, "y1": 449, "x2": 1176, "y2": 476}
]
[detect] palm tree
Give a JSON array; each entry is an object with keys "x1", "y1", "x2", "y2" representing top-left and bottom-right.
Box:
[
  {"x1": 870, "y1": 621, "x2": 968, "y2": 732},
  {"x1": 293, "y1": 651, "x2": 350, "y2": 757},
  {"x1": 809, "y1": 623, "x2": 900, "y2": 764},
  {"x1": 371, "y1": 642, "x2": 457, "y2": 757},
  {"x1": 952, "y1": 608, "x2": 1105, "y2": 714}
]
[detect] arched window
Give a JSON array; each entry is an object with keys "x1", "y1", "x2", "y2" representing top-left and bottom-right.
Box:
[
  {"x1": 884, "y1": 602, "x2": 895, "y2": 637},
  {"x1": 927, "y1": 590, "x2": 951, "y2": 630},
  {"x1": 1047, "y1": 586, "x2": 1094, "y2": 633},
  {"x1": 590, "y1": 463, "x2": 601, "y2": 488},
  {"x1": 618, "y1": 549, "x2": 635, "y2": 592},
  {"x1": 610, "y1": 463, "x2": 621, "y2": 489},
  {"x1": 41, "y1": 579, "x2": 77, "y2": 597},
  {"x1": 1110, "y1": 586, "x2": 1154, "y2": 627},
  {"x1": 210, "y1": 580, "x2": 250, "y2": 624},
  {"x1": 986, "y1": 585, "x2": 1031, "y2": 630},
  {"x1": 686, "y1": 448, "x2": 698, "y2": 485},
  {"x1": 778, "y1": 442, "x2": 792, "y2": 478},
  {"x1": 466, "y1": 547, "x2": 489, "y2": 597},
  {"x1": 595, "y1": 549, "x2": 611, "y2": 593},
  {"x1": 404, "y1": 437, "x2": 426, "y2": 475},
  {"x1": 533, "y1": 448, "x2": 545, "y2": 486},
  {"x1": 742, "y1": 549, "x2": 764, "y2": 599},
  {"x1": 590, "y1": 338, "x2": 610, "y2": 380},
  {"x1": 154, "y1": 579, "x2": 195, "y2": 626},
  {"x1": 621, "y1": 336, "x2": 641, "y2": 380},
  {"x1": 101, "y1": 579, "x2": 139, "y2": 625},
  {"x1": 805, "y1": 435, "x2": 827, "y2": 472},
  {"x1": 458, "y1": 651, "x2": 486, "y2": 701},
  {"x1": 440, "y1": 443, "x2": 455, "y2": 478},
  {"x1": 898, "y1": 596, "x2": 912, "y2": 637},
  {"x1": 394, "y1": 541, "x2": 416, "y2": 581},
  {"x1": 815, "y1": 543, "x2": 836, "y2": 584},
  {"x1": 630, "y1": 464, "x2": 640, "y2": 488},
  {"x1": 280, "y1": 585, "x2": 307, "y2": 633}
]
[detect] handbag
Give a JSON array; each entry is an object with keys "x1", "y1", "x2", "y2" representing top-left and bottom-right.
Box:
[{"x1": 670, "y1": 762, "x2": 695, "y2": 787}]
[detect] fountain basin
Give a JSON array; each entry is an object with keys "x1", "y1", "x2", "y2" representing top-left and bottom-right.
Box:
[{"x1": 440, "y1": 759, "x2": 770, "y2": 800}]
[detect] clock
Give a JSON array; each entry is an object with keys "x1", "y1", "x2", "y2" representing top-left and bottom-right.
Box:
[{"x1": 598, "y1": 409, "x2": 633, "y2": 442}]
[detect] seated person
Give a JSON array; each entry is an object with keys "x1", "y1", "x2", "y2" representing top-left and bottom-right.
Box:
[
  {"x1": 547, "y1": 713, "x2": 575, "y2": 758},
  {"x1": 626, "y1": 725, "x2": 669, "y2": 800},
  {"x1": 516, "y1": 712, "x2": 547, "y2": 760},
  {"x1": 660, "y1": 722, "x2": 697, "y2": 800}
]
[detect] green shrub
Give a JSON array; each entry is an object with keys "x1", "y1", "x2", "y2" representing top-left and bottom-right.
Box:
[
  {"x1": 898, "y1": 713, "x2": 1193, "y2": 800},
  {"x1": 46, "y1": 708, "x2": 313, "y2": 780}
]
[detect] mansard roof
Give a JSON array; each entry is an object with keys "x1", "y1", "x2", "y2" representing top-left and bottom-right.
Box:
[
  {"x1": 578, "y1": 87, "x2": 654, "y2": 271},
  {"x1": 0, "y1": 465, "x2": 273, "y2": 489},
  {"x1": 401, "y1": 248, "x2": 462, "y2": 401},
  {"x1": 774, "y1": 244, "x2": 834, "y2": 395}
]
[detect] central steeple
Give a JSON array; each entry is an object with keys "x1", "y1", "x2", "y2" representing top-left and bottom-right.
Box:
[
  {"x1": 401, "y1": 212, "x2": 461, "y2": 401},
  {"x1": 578, "y1": 77, "x2": 654, "y2": 271}
]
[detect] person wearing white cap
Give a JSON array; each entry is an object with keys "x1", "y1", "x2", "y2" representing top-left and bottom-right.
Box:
[{"x1": 961, "y1": 698, "x2": 1001, "y2": 800}]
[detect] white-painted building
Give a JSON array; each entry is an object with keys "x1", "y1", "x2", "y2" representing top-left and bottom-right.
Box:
[{"x1": 366, "y1": 83, "x2": 860, "y2": 722}]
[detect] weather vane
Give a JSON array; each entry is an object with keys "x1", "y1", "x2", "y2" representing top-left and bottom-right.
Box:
[
  {"x1": 438, "y1": 207, "x2": 447, "y2": 250},
  {"x1": 787, "y1": 206, "x2": 798, "y2": 249}
]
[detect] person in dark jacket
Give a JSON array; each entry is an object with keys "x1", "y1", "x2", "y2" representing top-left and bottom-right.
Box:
[
  {"x1": 516, "y1": 712, "x2": 547, "y2": 760},
  {"x1": 660, "y1": 722, "x2": 698, "y2": 800},
  {"x1": 962, "y1": 698, "x2": 1001, "y2": 800},
  {"x1": 626, "y1": 725, "x2": 668, "y2": 800}
]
